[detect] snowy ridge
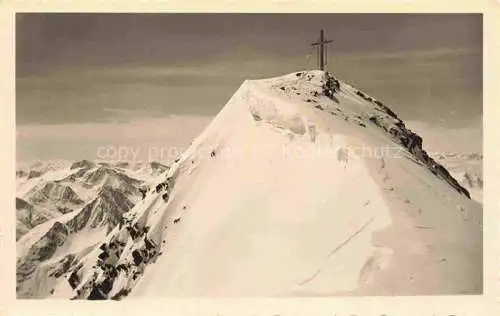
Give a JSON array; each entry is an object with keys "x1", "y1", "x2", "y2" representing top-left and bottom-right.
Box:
[
  {"x1": 327, "y1": 75, "x2": 471, "y2": 199},
  {"x1": 19, "y1": 70, "x2": 482, "y2": 298}
]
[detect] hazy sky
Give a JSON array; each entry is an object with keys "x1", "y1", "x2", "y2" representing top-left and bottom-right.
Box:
[{"x1": 16, "y1": 14, "x2": 482, "y2": 163}]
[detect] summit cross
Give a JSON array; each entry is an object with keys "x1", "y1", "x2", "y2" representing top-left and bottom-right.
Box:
[{"x1": 311, "y1": 29, "x2": 334, "y2": 71}]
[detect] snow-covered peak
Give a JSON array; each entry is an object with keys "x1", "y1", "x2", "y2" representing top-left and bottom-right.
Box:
[
  {"x1": 130, "y1": 71, "x2": 480, "y2": 297},
  {"x1": 180, "y1": 70, "x2": 470, "y2": 199},
  {"x1": 18, "y1": 71, "x2": 482, "y2": 299}
]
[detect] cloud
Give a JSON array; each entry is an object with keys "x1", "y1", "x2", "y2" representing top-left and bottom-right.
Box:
[
  {"x1": 405, "y1": 118, "x2": 482, "y2": 154},
  {"x1": 16, "y1": 115, "x2": 214, "y2": 163},
  {"x1": 17, "y1": 115, "x2": 212, "y2": 142}
]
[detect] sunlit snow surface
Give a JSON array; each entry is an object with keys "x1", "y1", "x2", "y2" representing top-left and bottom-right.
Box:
[{"x1": 17, "y1": 71, "x2": 482, "y2": 298}]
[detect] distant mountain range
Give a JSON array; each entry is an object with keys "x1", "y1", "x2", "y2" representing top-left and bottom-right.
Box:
[{"x1": 16, "y1": 160, "x2": 169, "y2": 298}]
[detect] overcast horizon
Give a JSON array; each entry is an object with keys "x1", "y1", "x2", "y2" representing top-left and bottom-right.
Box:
[{"x1": 16, "y1": 13, "x2": 482, "y2": 163}]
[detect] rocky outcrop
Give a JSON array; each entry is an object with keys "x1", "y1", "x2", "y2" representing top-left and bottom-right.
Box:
[
  {"x1": 70, "y1": 226, "x2": 161, "y2": 300},
  {"x1": 60, "y1": 173, "x2": 176, "y2": 300}
]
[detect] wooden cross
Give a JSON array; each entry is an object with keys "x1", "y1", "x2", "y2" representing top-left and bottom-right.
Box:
[{"x1": 311, "y1": 29, "x2": 334, "y2": 71}]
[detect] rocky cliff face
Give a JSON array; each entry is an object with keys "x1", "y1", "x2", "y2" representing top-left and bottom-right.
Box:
[
  {"x1": 29, "y1": 182, "x2": 85, "y2": 206},
  {"x1": 16, "y1": 198, "x2": 51, "y2": 240},
  {"x1": 65, "y1": 187, "x2": 134, "y2": 234}
]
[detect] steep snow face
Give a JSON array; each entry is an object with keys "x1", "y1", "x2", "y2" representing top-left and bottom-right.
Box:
[{"x1": 26, "y1": 71, "x2": 481, "y2": 299}]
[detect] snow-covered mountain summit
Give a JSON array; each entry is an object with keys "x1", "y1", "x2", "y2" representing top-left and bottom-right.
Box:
[{"x1": 18, "y1": 70, "x2": 482, "y2": 298}]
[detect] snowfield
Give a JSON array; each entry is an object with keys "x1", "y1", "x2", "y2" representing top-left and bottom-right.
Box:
[{"x1": 17, "y1": 70, "x2": 482, "y2": 298}]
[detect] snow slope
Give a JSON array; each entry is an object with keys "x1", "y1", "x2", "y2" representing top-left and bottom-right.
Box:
[{"x1": 26, "y1": 70, "x2": 482, "y2": 299}]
